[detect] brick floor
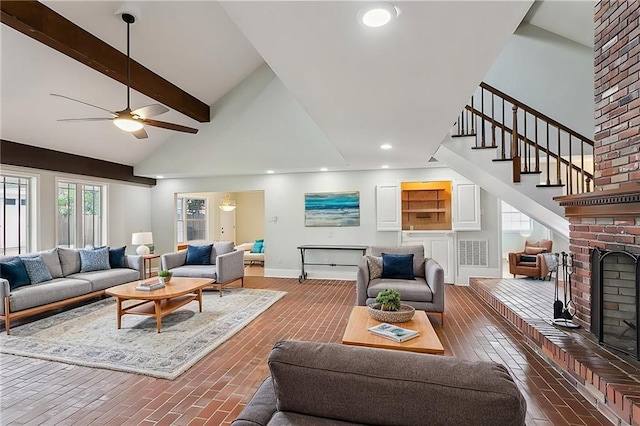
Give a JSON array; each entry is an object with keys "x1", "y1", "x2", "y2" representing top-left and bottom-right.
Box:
[{"x1": 1, "y1": 277, "x2": 611, "y2": 425}]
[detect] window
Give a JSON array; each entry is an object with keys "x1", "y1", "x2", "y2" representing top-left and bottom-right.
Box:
[
  {"x1": 501, "y1": 201, "x2": 532, "y2": 233},
  {"x1": 0, "y1": 175, "x2": 32, "y2": 255},
  {"x1": 176, "y1": 197, "x2": 207, "y2": 243},
  {"x1": 57, "y1": 180, "x2": 105, "y2": 248}
]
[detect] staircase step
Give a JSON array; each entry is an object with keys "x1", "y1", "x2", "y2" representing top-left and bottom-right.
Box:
[
  {"x1": 521, "y1": 171, "x2": 543, "y2": 175},
  {"x1": 492, "y1": 158, "x2": 515, "y2": 162},
  {"x1": 451, "y1": 133, "x2": 476, "y2": 138},
  {"x1": 536, "y1": 183, "x2": 565, "y2": 188},
  {"x1": 471, "y1": 145, "x2": 498, "y2": 150}
]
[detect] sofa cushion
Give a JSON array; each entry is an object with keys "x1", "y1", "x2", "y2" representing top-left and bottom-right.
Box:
[
  {"x1": 9, "y1": 278, "x2": 92, "y2": 312},
  {"x1": 214, "y1": 241, "x2": 234, "y2": 256},
  {"x1": 21, "y1": 256, "x2": 53, "y2": 284},
  {"x1": 58, "y1": 247, "x2": 82, "y2": 276},
  {"x1": 79, "y1": 247, "x2": 111, "y2": 272},
  {"x1": 269, "y1": 412, "x2": 358, "y2": 425},
  {"x1": 186, "y1": 244, "x2": 212, "y2": 265},
  {"x1": 370, "y1": 245, "x2": 425, "y2": 278},
  {"x1": 69, "y1": 268, "x2": 140, "y2": 292},
  {"x1": 268, "y1": 340, "x2": 526, "y2": 426},
  {"x1": 169, "y1": 265, "x2": 217, "y2": 280},
  {"x1": 367, "y1": 277, "x2": 433, "y2": 302},
  {"x1": 381, "y1": 253, "x2": 414, "y2": 280},
  {"x1": 0, "y1": 257, "x2": 31, "y2": 290},
  {"x1": 108, "y1": 246, "x2": 127, "y2": 268},
  {"x1": 366, "y1": 255, "x2": 383, "y2": 280}
]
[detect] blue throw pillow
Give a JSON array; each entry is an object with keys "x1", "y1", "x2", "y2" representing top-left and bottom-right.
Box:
[
  {"x1": 21, "y1": 256, "x2": 53, "y2": 284},
  {"x1": 0, "y1": 257, "x2": 31, "y2": 290},
  {"x1": 109, "y1": 246, "x2": 127, "y2": 268},
  {"x1": 79, "y1": 247, "x2": 111, "y2": 272},
  {"x1": 186, "y1": 244, "x2": 213, "y2": 265},
  {"x1": 381, "y1": 253, "x2": 415, "y2": 280},
  {"x1": 251, "y1": 240, "x2": 264, "y2": 254}
]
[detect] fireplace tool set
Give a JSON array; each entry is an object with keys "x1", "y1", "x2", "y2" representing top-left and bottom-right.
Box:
[{"x1": 552, "y1": 252, "x2": 580, "y2": 328}]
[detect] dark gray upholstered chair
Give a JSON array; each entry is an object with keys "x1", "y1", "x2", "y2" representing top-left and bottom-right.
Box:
[
  {"x1": 356, "y1": 245, "x2": 445, "y2": 324},
  {"x1": 232, "y1": 340, "x2": 527, "y2": 426}
]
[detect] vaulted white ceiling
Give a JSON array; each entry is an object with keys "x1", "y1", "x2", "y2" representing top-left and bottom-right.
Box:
[{"x1": 4, "y1": 1, "x2": 595, "y2": 178}]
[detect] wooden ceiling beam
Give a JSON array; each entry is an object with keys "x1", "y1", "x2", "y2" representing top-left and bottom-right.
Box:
[{"x1": 1, "y1": 1, "x2": 210, "y2": 122}]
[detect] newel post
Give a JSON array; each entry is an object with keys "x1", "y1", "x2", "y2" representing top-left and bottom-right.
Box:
[{"x1": 511, "y1": 105, "x2": 521, "y2": 183}]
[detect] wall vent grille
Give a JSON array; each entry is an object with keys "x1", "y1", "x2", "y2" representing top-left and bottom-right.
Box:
[{"x1": 458, "y1": 240, "x2": 488, "y2": 267}]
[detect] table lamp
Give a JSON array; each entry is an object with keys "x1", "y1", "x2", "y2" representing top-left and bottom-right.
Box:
[{"x1": 132, "y1": 232, "x2": 153, "y2": 255}]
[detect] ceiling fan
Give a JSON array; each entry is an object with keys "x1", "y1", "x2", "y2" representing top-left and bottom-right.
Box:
[{"x1": 51, "y1": 12, "x2": 198, "y2": 139}]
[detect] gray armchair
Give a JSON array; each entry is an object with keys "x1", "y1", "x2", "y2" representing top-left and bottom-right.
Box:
[
  {"x1": 356, "y1": 245, "x2": 445, "y2": 324},
  {"x1": 161, "y1": 241, "x2": 244, "y2": 297}
]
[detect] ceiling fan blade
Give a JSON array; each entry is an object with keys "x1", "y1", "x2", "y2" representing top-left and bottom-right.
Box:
[
  {"x1": 50, "y1": 94, "x2": 117, "y2": 116},
  {"x1": 57, "y1": 118, "x2": 113, "y2": 122},
  {"x1": 132, "y1": 104, "x2": 169, "y2": 119},
  {"x1": 132, "y1": 127, "x2": 148, "y2": 139},
  {"x1": 143, "y1": 119, "x2": 198, "y2": 134}
]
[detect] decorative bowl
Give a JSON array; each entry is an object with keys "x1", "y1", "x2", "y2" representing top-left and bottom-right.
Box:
[{"x1": 367, "y1": 303, "x2": 415, "y2": 323}]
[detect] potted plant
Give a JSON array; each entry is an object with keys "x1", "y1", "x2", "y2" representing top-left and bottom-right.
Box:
[
  {"x1": 368, "y1": 288, "x2": 415, "y2": 323},
  {"x1": 376, "y1": 289, "x2": 401, "y2": 311},
  {"x1": 158, "y1": 270, "x2": 173, "y2": 283}
]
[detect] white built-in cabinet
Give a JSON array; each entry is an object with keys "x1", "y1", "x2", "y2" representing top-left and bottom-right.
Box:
[
  {"x1": 375, "y1": 180, "x2": 481, "y2": 284},
  {"x1": 376, "y1": 184, "x2": 402, "y2": 231},
  {"x1": 452, "y1": 181, "x2": 481, "y2": 231}
]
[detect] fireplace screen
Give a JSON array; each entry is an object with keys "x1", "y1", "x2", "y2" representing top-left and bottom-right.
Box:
[{"x1": 591, "y1": 248, "x2": 640, "y2": 358}]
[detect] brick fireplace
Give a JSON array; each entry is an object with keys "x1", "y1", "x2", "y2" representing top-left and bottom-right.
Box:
[{"x1": 555, "y1": 1, "x2": 640, "y2": 331}]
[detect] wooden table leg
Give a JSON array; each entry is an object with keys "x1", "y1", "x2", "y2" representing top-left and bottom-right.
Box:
[
  {"x1": 116, "y1": 297, "x2": 122, "y2": 329},
  {"x1": 197, "y1": 289, "x2": 203, "y2": 312},
  {"x1": 154, "y1": 300, "x2": 162, "y2": 333}
]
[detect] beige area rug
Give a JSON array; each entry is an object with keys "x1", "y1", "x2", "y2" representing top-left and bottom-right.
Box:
[{"x1": 0, "y1": 288, "x2": 286, "y2": 380}]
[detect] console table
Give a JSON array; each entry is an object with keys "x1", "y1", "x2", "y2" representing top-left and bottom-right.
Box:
[{"x1": 297, "y1": 245, "x2": 368, "y2": 282}]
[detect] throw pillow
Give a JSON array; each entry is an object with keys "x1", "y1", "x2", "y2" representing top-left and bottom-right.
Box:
[
  {"x1": 520, "y1": 255, "x2": 537, "y2": 263},
  {"x1": 40, "y1": 248, "x2": 63, "y2": 278},
  {"x1": 21, "y1": 256, "x2": 53, "y2": 284},
  {"x1": 260, "y1": 244, "x2": 265, "y2": 254},
  {"x1": 251, "y1": 240, "x2": 264, "y2": 254},
  {"x1": 79, "y1": 247, "x2": 111, "y2": 272},
  {"x1": 524, "y1": 246, "x2": 547, "y2": 255},
  {"x1": 0, "y1": 257, "x2": 31, "y2": 290},
  {"x1": 366, "y1": 255, "x2": 383, "y2": 280},
  {"x1": 108, "y1": 246, "x2": 127, "y2": 268},
  {"x1": 58, "y1": 247, "x2": 82, "y2": 276},
  {"x1": 381, "y1": 253, "x2": 415, "y2": 280},
  {"x1": 185, "y1": 244, "x2": 213, "y2": 265}
]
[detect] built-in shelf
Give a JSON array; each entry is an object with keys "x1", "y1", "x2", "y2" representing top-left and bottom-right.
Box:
[{"x1": 401, "y1": 181, "x2": 452, "y2": 231}]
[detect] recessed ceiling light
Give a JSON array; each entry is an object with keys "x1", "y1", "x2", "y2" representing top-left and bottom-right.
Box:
[
  {"x1": 358, "y1": 3, "x2": 398, "y2": 28},
  {"x1": 321, "y1": 167, "x2": 328, "y2": 172},
  {"x1": 267, "y1": 170, "x2": 275, "y2": 174},
  {"x1": 381, "y1": 165, "x2": 389, "y2": 169},
  {"x1": 380, "y1": 144, "x2": 392, "y2": 150},
  {"x1": 156, "y1": 175, "x2": 164, "y2": 179}
]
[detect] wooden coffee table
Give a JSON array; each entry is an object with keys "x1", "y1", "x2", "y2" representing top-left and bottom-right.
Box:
[
  {"x1": 342, "y1": 306, "x2": 445, "y2": 355},
  {"x1": 105, "y1": 277, "x2": 214, "y2": 333}
]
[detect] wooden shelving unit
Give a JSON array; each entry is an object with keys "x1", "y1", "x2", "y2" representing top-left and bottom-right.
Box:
[{"x1": 401, "y1": 181, "x2": 452, "y2": 230}]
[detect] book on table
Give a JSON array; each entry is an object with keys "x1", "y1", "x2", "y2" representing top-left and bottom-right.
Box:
[
  {"x1": 368, "y1": 322, "x2": 419, "y2": 343},
  {"x1": 136, "y1": 282, "x2": 166, "y2": 291}
]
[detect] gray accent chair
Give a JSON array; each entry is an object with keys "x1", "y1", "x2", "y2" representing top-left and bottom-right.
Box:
[
  {"x1": 160, "y1": 241, "x2": 244, "y2": 297},
  {"x1": 356, "y1": 245, "x2": 445, "y2": 324},
  {"x1": 232, "y1": 340, "x2": 527, "y2": 426}
]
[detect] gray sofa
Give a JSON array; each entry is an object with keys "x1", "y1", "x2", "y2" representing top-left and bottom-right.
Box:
[
  {"x1": 161, "y1": 241, "x2": 245, "y2": 297},
  {"x1": 233, "y1": 340, "x2": 527, "y2": 426},
  {"x1": 0, "y1": 247, "x2": 143, "y2": 334},
  {"x1": 357, "y1": 245, "x2": 445, "y2": 324}
]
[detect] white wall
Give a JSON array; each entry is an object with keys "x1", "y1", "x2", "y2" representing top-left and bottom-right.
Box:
[
  {"x1": 150, "y1": 166, "x2": 502, "y2": 282},
  {"x1": 1, "y1": 165, "x2": 152, "y2": 255},
  {"x1": 483, "y1": 23, "x2": 594, "y2": 139}
]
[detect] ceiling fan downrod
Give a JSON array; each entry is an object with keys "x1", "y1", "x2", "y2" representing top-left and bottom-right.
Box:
[{"x1": 122, "y1": 13, "x2": 135, "y2": 111}]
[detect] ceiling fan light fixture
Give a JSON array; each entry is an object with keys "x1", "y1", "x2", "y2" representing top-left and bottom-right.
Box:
[{"x1": 114, "y1": 117, "x2": 144, "y2": 132}]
